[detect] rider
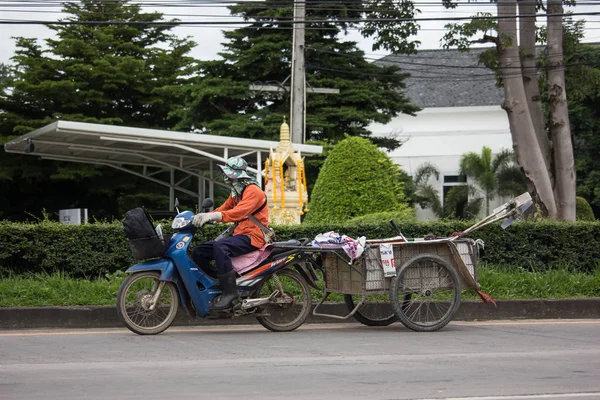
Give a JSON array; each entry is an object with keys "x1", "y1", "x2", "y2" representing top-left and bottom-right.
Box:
[{"x1": 191, "y1": 156, "x2": 270, "y2": 310}]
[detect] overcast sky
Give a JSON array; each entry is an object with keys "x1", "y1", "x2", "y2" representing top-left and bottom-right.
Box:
[{"x1": 1, "y1": 1, "x2": 599, "y2": 65}]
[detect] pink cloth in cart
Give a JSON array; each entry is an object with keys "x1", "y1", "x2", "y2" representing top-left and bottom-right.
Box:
[{"x1": 231, "y1": 244, "x2": 274, "y2": 275}]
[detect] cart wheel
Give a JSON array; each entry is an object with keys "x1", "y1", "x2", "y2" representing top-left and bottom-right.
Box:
[
  {"x1": 343, "y1": 294, "x2": 398, "y2": 326},
  {"x1": 390, "y1": 254, "x2": 461, "y2": 332}
]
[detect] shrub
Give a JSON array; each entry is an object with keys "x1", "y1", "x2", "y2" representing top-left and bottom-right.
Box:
[
  {"x1": 304, "y1": 135, "x2": 406, "y2": 224},
  {"x1": 346, "y1": 207, "x2": 416, "y2": 226},
  {"x1": 1, "y1": 219, "x2": 599, "y2": 276},
  {"x1": 576, "y1": 196, "x2": 596, "y2": 221},
  {"x1": 0, "y1": 220, "x2": 135, "y2": 278}
]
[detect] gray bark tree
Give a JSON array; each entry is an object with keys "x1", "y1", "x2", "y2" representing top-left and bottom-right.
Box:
[
  {"x1": 497, "y1": 0, "x2": 557, "y2": 217},
  {"x1": 547, "y1": 0, "x2": 576, "y2": 220},
  {"x1": 519, "y1": 0, "x2": 552, "y2": 174},
  {"x1": 442, "y1": 0, "x2": 576, "y2": 220}
]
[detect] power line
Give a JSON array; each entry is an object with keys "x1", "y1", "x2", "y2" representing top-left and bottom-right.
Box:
[
  {"x1": 2, "y1": 7, "x2": 600, "y2": 18},
  {"x1": 0, "y1": 10, "x2": 599, "y2": 25},
  {"x1": 1, "y1": 0, "x2": 598, "y2": 28},
  {"x1": 0, "y1": 3, "x2": 598, "y2": 12},
  {"x1": 0, "y1": 0, "x2": 599, "y2": 6}
]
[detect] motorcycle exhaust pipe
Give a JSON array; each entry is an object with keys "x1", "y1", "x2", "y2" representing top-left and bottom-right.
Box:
[{"x1": 241, "y1": 290, "x2": 280, "y2": 310}]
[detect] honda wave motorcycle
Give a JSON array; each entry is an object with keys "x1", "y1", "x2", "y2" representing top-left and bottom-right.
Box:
[{"x1": 116, "y1": 199, "x2": 320, "y2": 335}]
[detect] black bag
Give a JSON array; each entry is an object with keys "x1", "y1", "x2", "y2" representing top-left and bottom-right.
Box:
[{"x1": 123, "y1": 207, "x2": 168, "y2": 260}]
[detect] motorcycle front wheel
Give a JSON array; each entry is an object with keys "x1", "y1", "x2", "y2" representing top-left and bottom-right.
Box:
[
  {"x1": 116, "y1": 271, "x2": 179, "y2": 335},
  {"x1": 255, "y1": 268, "x2": 312, "y2": 332}
]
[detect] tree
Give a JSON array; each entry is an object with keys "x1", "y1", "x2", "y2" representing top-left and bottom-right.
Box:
[
  {"x1": 547, "y1": 0, "x2": 576, "y2": 220},
  {"x1": 409, "y1": 147, "x2": 526, "y2": 220},
  {"x1": 0, "y1": 63, "x2": 10, "y2": 87},
  {"x1": 359, "y1": 0, "x2": 421, "y2": 54},
  {"x1": 1, "y1": 0, "x2": 196, "y2": 134},
  {"x1": 0, "y1": 0, "x2": 197, "y2": 220},
  {"x1": 459, "y1": 146, "x2": 528, "y2": 215},
  {"x1": 411, "y1": 162, "x2": 443, "y2": 217},
  {"x1": 443, "y1": 185, "x2": 483, "y2": 220},
  {"x1": 169, "y1": 0, "x2": 419, "y2": 149},
  {"x1": 441, "y1": 0, "x2": 576, "y2": 220},
  {"x1": 304, "y1": 135, "x2": 408, "y2": 224},
  {"x1": 562, "y1": 42, "x2": 600, "y2": 218},
  {"x1": 409, "y1": 162, "x2": 482, "y2": 220}
]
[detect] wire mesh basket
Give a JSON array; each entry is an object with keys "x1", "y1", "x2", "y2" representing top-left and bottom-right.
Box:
[
  {"x1": 454, "y1": 239, "x2": 479, "y2": 283},
  {"x1": 363, "y1": 246, "x2": 392, "y2": 291},
  {"x1": 322, "y1": 247, "x2": 391, "y2": 295},
  {"x1": 390, "y1": 239, "x2": 479, "y2": 285},
  {"x1": 323, "y1": 253, "x2": 364, "y2": 294},
  {"x1": 322, "y1": 238, "x2": 480, "y2": 295}
]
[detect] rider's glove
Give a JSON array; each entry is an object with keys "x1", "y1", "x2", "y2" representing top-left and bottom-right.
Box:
[{"x1": 193, "y1": 212, "x2": 222, "y2": 227}]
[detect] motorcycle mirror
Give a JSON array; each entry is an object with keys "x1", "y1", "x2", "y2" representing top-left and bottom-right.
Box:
[
  {"x1": 201, "y1": 198, "x2": 214, "y2": 210},
  {"x1": 174, "y1": 198, "x2": 180, "y2": 214}
]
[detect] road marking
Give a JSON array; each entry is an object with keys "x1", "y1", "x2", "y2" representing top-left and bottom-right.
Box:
[
  {"x1": 453, "y1": 320, "x2": 600, "y2": 326},
  {"x1": 425, "y1": 392, "x2": 600, "y2": 400},
  {"x1": 0, "y1": 320, "x2": 598, "y2": 337},
  {"x1": 0, "y1": 324, "x2": 364, "y2": 337}
]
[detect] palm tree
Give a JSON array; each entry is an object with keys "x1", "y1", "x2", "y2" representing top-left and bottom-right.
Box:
[
  {"x1": 459, "y1": 146, "x2": 527, "y2": 215},
  {"x1": 443, "y1": 185, "x2": 484, "y2": 220},
  {"x1": 412, "y1": 162, "x2": 443, "y2": 217},
  {"x1": 411, "y1": 162, "x2": 481, "y2": 219}
]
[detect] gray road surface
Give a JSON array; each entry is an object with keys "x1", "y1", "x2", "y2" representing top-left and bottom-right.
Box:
[{"x1": 1, "y1": 320, "x2": 600, "y2": 400}]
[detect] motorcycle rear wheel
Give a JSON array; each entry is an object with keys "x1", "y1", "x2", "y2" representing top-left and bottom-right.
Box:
[
  {"x1": 255, "y1": 268, "x2": 312, "y2": 332},
  {"x1": 116, "y1": 271, "x2": 179, "y2": 335}
]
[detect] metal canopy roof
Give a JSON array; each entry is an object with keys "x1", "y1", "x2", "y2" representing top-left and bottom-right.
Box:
[{"x1": 4, "y1": 121, "x2": 322, "y2": 211}]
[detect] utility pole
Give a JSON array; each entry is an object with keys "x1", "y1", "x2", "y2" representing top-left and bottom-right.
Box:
[
  {"x1": 290, "y1": 0, "x2": 305, "y2": 144},
  {"x1": 248, "y1": 0, "x2": 339, "y2": 143}
]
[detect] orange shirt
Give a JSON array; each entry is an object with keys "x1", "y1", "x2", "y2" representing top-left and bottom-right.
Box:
[{"x1": 215, "y1": 184, "x2": 269, "y2": 248}]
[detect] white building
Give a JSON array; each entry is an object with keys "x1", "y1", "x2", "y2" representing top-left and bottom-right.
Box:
[{"x1": 370, "y1": 48, "x2": 514, "y2": 220}]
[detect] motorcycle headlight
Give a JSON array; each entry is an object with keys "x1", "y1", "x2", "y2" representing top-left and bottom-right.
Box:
[{"x1": 171, "y1": 217, "x2": 189, "y2": 229}]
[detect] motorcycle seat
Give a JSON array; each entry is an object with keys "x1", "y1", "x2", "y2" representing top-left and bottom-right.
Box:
[
  {"x1": 231, "y1": 240, "x2": 306, "y2": 276},
  {"x1": 270, "y1": 240, "x2": 302, "y2": 256}
]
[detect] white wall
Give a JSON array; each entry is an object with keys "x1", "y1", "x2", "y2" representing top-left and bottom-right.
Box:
[
  {"x1": 370, "y1": 105, "x2": 510, "y2": 135},
  {"x1": 369, "y1": 105, "x2": 514, "y2": 220}
]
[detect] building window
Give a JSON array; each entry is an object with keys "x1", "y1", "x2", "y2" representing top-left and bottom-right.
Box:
[
  {"x1": 442, "y1": 175, "x2": 467, "y2": 204},
  {"x1": 443, "y1": 175, "x2": 467, "y2": 184}
]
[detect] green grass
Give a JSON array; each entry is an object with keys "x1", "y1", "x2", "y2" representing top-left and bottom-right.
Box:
[
  {"x1": 1, "y1": 265, "x2": 600, "y2": 307},
  {"x1": 462, "y1": 263, "x2": 600, "y2": 300},
  {"x1": 0, "y1": 271, "x2": 125, "y2": 307}
]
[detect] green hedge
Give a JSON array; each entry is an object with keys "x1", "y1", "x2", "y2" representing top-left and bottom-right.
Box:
[
  {"x1": 304, "y1": 136, "x2": 407, "y2": 223},
  {"x1": 576, "y1": 196, "x2": 596, "y2": 221},
  {"x1": 1, "y1": 219, "x2": 599, "y2": 277},
  {"x1": 346, "y1": 208, "x2": 416, "y2": 225}
]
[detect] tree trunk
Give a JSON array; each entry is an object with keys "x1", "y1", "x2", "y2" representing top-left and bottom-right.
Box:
[
  {"x1": 518, "y1": 0, "x2": 553, "y2": 179},
  {"x1": 547, "y1": 0, "x2": 576, "y2": 221},
  {"x1": 497, "y1": 0, "x2": 557, "y2": 217}
]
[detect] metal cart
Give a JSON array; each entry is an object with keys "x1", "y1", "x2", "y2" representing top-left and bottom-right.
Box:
[{"x1": 312, "y1": 192, "x2": 534, "y2": 332}]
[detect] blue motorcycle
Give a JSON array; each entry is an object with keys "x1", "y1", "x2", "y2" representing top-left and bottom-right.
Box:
[{"x1": 116, "y1": 199, "x2": 320, "y2": 335}]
